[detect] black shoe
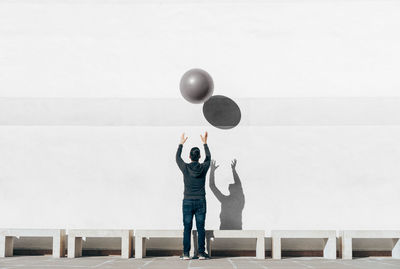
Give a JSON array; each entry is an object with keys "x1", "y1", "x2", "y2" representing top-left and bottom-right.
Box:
[
  {"x1": 198, "y1": 252, "x2": 210, "y2": 260},
  {"x1": 180, "y1": 253, "x2": 190, "y2": 260}
]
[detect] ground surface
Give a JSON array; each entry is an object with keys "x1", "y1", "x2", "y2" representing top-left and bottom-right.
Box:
[{"x1": 1, "y1": 256, "x2": 400, "y2": 269}]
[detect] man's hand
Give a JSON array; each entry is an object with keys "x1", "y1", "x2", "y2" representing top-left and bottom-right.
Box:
[
  {"x1": 211, "y1": 160, "x2": 219, "y2": 172},
  {"x1": 200, "y1": 131, "x2": 208, "y2": 144},
  {"x1": 180, "y1": 133, "x2": 188, "y2": 145},
  {"x1": 231, "y1": 159, "x2": 237, "y2": 169}
]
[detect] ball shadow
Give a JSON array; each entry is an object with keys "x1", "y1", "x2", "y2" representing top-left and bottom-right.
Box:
[{"x1": 202, "y1": 95, "x2": 241, "y2": 129}]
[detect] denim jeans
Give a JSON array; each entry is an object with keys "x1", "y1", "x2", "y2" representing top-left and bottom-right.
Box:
[{"x1": 182, "y1": 198, "x2": 206, "y2": 255}]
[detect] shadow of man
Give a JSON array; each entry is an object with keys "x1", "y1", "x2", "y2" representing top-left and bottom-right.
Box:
[{"x1": 209, "y1": 159, "x2": 245, "y2": 230}]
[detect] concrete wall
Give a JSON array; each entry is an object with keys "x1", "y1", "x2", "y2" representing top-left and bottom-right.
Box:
[{"x1": 1, "y1": 0, "x2": 400, "y2": 251}]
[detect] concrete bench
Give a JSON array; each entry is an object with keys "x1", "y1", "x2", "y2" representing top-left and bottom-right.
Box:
[
  {"x1": 271, "y1": 230, "x2": 336, "y2": 259},
  {"x1": 0, "y1": 229, "x2": 66, "y2": 258},
  {"x1": 134, "y1": 230, "x2": 195, "y2": 258},
  {"x1": 67, "y1": 229, "x2": 133, "y2": 259},
  {"x1": 204, "y1": 230, "x2": 265, "y2": 259},
  {"x1": 341, "y1": 230, "x2": 400, "y2": 259}
]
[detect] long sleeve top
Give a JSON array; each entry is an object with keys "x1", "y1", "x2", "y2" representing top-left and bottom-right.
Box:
[{"x1": 176, "y1": 144, "x2": 211, "y2": 199}]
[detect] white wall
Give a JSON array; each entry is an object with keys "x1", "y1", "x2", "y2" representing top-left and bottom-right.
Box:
[
  {"x1": 1, "y1": 123, "x2": 400, "y2": 230},
  {"x1": 1, "y1": 0, "x2": 400, "y2": 98},
  {"x1": 1, "y1": 0, "x2": 400, "y2": 251}
]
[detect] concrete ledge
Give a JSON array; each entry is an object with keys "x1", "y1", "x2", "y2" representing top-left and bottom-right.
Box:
[
  {"x1": 67, "y1": 229, "x2": 133, "y2": 259},
  {"x1": 2, "y1": 97, "x2": 400, "y2": 126},
  {"x1": 0, "y1": 229, "x2": 66, "y2": 258},
  {"x1": 134, "y1": 230, "x2": 195, "y2": 259},
  {"x1": 205, "y1": 230, "x2": 265, "y2": 259},
  {"x1": 271, "y1": 230, "x2": 336, "y2": 260},
  {"x1": 341, "y1": 230, "x2": 400, "y2": 259}
]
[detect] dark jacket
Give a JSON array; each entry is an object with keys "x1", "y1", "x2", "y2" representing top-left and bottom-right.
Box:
[{"x1": 176, "y1": 144, "x2": 211, "y2": 199}]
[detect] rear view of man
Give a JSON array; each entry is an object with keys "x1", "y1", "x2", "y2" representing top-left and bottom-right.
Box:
[{"x1": 176, "y1": 132, "x2": 211, "y2": 260}]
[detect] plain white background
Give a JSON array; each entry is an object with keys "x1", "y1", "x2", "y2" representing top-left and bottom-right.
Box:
[{"x1": 1, "y1": 0, "x2": 400, "y2": 251}]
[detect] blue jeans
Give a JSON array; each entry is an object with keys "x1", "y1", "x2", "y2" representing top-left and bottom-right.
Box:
[{"x1": 182, "y1": 199, "x2": 206, "y2": 255}]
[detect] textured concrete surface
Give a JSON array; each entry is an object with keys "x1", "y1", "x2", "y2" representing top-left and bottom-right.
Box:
[{"x1": 1, "y1": 256, "x2": 400, "y2": 269}]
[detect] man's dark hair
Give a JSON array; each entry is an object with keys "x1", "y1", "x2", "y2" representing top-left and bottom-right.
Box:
[{"x1": 190, "y1": 147, "x2": 201, "y2": 162}]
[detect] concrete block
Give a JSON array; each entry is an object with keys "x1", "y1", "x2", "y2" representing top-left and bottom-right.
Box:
[
  {"x1": 271, "y1": 230, "x2": 336, "y2": 260},
  {"x1": 67, "y1": 229, "x2": 133, "y2": 259},
  {"x1": 205, "y1": 230, "x2": 265, "y2": 259},
  {"x1": 341, "y1": 230, "x2": 400, "y2": 260},
  {"x1": 134, "y1": 230, "x2": 195, "y2": 259},
  {"x1": 0, "y1": 229, "x2": 65, "y2": 258}
]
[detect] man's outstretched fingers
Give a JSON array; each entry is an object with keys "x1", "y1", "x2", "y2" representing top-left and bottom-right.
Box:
[
  {"x1": 200, "y1": 131, "x2": 208, "y2": 144},
  {"x1": 180, "y1": 133, "x2": 188, "y2": 144}
]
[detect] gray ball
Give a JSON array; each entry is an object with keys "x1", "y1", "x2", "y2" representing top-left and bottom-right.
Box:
[{"x1": 180, "y1": 68, "x2": 214, "y2": 104}]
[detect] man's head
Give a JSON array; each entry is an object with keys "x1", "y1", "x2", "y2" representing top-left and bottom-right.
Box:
[{"x1": 190, "y1": 147, "x2": 201, "y2": 162}]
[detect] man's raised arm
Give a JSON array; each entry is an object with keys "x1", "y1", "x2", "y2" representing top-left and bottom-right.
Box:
[
  {"x1": 200, "y1": 131, "x2": 211, "y2": 168},
  {"x1": 176, "y1": 133, "x2": 188, "y2": 171}
]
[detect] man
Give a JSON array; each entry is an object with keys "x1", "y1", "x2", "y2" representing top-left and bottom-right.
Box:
[{"x1": 176, "y1": 132, "x2": 211, "y2": 260}]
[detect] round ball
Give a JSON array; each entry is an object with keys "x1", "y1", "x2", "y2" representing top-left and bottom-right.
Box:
[{"x1": 180, "y1": 68, "x2": 214, "y2": 104}]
